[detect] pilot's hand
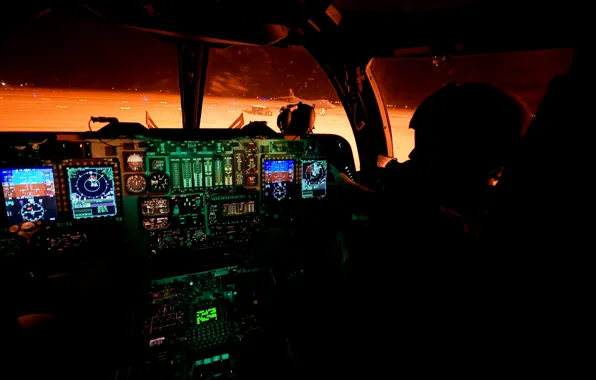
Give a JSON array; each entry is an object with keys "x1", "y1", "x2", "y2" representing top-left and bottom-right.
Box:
[
  {"x1": 328, "y1": 164, "x2": 353, "y2": 186},
  {"x1": 328, "y1": 164, "x2": 373, "y2": 193}
]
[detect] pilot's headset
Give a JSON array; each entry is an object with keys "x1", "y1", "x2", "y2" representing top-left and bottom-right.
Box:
[{"x1": 277, "y1": 102, "x2": 316, "y2": 134}]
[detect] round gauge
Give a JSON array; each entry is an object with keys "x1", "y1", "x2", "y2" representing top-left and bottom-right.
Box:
[
  {"x1": 273, "y1": 183, "x2": 287, "y2": 201},
  {"x1": 125, "y1": 174, "x2": 147, "y2": 194},
  {"x1": 148, "y1": 172, "x2": 170, "y2": 193},
  {"x1": 126, "y1": 153, "x2": 145, "y2": 171},
  {"x1": 74, "y1": 169, "x2": 112, "y2": 199},
  {"x1": 303, "y1": 161, "x2": 327, "y2": 184},
  {"x1": 21, "y1": 202, "x2": 44, "y2": 222},
  {"x1": 193, "y1": 229, "x2": 206, "y2": 241}
]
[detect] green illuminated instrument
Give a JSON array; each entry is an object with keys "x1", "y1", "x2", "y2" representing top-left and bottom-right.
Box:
[{"x1": 196, "y1": 307, "x2": 217, "y2": 325}]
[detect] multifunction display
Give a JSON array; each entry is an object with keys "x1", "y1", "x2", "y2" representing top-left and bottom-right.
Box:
[
  {"x1": 301, "y1": 159, "x2": 327, "y2": 199},
  {"x1": 1, "y1": 167, "x2": 58, "y2": 223},
  {"x1": 66, "y1": 166, "x2": 118, "y2": 219}
]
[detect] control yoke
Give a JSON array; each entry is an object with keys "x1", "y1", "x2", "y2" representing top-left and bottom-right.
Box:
[{"x1": 8, "y1": 220, "x2": 42, "y2": 245}]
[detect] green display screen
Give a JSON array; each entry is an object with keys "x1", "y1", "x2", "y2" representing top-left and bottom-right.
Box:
[{"x1": 196, "y1": 307, "x2": 217, "y2": 325}]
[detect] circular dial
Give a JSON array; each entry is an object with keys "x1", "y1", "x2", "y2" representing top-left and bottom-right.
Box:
[
  {"x1": 273, "y1": 183, "x2": 287, "y2": 201},
  {"x1": 303, "y1": 162, "x2": 326, "y2": 184},
  {"x1": 125, "y1": 174, "x2": 147, "y2": 194},
  {"x1": 148, "y1": 172, "x2": 170, "y2": 193},
  {"x1": 20, "y1": 202, "x2": 44, "y2": 222},
  {"x1": 193, "y1": 229, "x2": 206, "y2": 241},
  {"x1": 126, "y1": 153, "x2": 145, "y2": 171},
  {"x1": 74, "y1": 169, "x2": 112, "y2": 199}
]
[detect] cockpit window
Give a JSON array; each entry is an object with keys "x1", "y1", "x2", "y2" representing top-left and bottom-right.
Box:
[
  {"x1": 0, "y1": 14, "x2": 357, "y2": 168},
  {"x1": 371, "y1": 49, "x2": 574, "y2": 161},
  {"x1": 201, "y1": 45, "x2": 358, "y2": 168},
  {"x1": 0, "y1": 13, "x2": 181, "y2": 131}
]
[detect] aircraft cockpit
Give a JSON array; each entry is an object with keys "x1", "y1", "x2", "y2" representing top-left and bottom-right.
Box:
[{"x1": 0, "y1": 1, "x2": 585, "y2": 379}]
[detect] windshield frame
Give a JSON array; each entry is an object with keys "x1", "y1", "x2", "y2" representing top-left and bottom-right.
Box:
[{"x1": 301, "y1": 42, "x2": 393, "y2": 171}]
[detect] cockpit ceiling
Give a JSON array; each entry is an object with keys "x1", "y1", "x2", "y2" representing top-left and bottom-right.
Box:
[
  {"x1": 334, "y1": 0, "x2": 478, "y2": 13},
  {"x1": 4, "y1": 0, "x2": 582, "y2": 52}
]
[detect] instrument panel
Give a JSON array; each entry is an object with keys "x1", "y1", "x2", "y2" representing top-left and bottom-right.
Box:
[
  {"x1": 0, "y1": 131, "x2": 356, "y2": 380},
  {"x1": 0, "y1": 133, "x2": 346, "y2": 264}
]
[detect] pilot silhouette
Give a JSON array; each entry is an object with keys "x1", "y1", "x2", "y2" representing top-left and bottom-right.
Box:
[
  {"x1": 332, "y1": 82, "x2": 532, "y2": 229},
  {"x1": 277, "y1": 102, "x2": 316, "y2": 134},
  {"x1": 337, "y1": 83, "x2": 533, "y2": 377}
]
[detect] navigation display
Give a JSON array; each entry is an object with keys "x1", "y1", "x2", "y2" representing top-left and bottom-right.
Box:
[
  {"x1": 1, "y1": 167, "x2": 58, "y2": 224},
  {"x1": 301, "y1": 159, "x2": 327, "y2": 198},
  {"x1": 66, "y1": 166, "x2": 118, "y2": 219}
]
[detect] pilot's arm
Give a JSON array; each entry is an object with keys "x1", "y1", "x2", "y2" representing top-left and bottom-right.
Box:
[{"x1": 328, "y1": 164, "x2": 374, "y2": 193}]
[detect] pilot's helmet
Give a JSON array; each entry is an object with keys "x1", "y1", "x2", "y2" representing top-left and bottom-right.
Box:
[
  {"x1": 408, "y1": 83, "x2": 531, "y2": 185},
  {"x1": 277, "y1": 102, "x2": 316, "y2": 134}
]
